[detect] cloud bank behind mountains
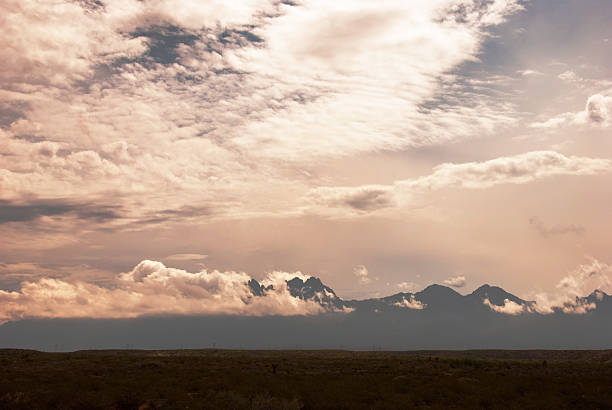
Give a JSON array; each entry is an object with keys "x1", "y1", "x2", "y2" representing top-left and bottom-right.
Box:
[{"x1": 0, "y1": 260, "x2": 331, "y2": 324}]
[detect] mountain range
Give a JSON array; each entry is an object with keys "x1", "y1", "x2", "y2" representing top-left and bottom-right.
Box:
[
  {"x1": 265, "y1": 276, "x2": 609, "y2": 316},
  {"x1": 1, "y1": 277, "x2": 611, "y2": 351}
]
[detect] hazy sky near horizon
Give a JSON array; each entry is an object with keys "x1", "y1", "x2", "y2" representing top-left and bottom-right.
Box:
[{"x1": 1, "y1": 0, "x2": 612, "y2": 321}]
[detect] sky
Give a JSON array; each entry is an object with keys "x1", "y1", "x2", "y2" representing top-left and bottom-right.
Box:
[{"x1": 1, "y1": 0, "x2": 612, "y2": 322}]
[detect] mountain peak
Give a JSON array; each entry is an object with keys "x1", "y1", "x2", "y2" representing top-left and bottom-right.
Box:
[
  {"x1": 285, "y1": 276, "x2": 343, "y2": 310},
  {"x1": 417, "y1": 284, "x2": 460, "y2": 296},
  {"x1": 413, "y1": 284, "x2": 462, "y2": 308},
  {"x1": 469, "y1": 284, "x2": 525, "y2": 306},
  {"x1": 587, "y1": 289, "x2": 608, "y2": 303}
]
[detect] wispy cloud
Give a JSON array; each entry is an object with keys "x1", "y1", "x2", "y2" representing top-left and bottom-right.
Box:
[
  {"x1": 165, "y1": 253, "x2": 208, "y2": 261},
  {"x1": 308, "y1": 151, "x2": 612, "y2": 214},
  {"x1": 529, "y1": 217, "x2": 585, "y2": 238},
  {"x1": 0, "y1": 0, "x2": 525, "y2": 231}
]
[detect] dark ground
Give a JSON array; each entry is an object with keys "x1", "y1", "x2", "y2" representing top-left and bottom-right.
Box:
[{"x1": 1, "y1": 349, "x2": 612, "y2": 409}]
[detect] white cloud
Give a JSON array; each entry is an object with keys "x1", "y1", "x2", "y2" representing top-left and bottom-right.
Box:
[
  {"x1": 531, "y1": 258, "x2": 611, "y2": 314},
  {"x1": 410, "y1": 151, "x2": 611, "y2": 190},
  {"x1": 558, "y1": 70, "x2": 581, "y2": 82},
  {"x1": 353, "y1": 265, "x2": 371, "y2": 285},
  {"x1": 443, "y1": 275, "x2": 467, "y2": 288},
  {"x1": 517, "y1": 69, "x2": 543, "y2": 76},
  {"x1": 0, "y1": 0, "x2": 148, "y2": 88},
  {"x1": 531, "y1": 89, "x2": 612, "y2": 129},
  {"x1": 0, "y1": 260, "x2": 345, "y2": 323},
  {"x1": 483, "y1": 298, "x2": 526, "y2": 315},
  {"x1": 484, "y1": 259, "x2": 611, "y2": 315},
  {"x1": 226, "y1": 0, "x2": 524, "y2": 159},
  {"x1": 0, "y1": 0, "x2": 526, "y2": 233},
  {"x1": 393, "y1": 295, "x2": 425, "y2": 310}
]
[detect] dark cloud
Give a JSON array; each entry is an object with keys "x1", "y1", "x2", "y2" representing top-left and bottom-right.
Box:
[
  {"x1": 529, "y1": 217, "x2": 585, "y2": 237},
  {"x1": 0, "y1": 199, "x2": 122, "y2": 224},
  {"x1": 218, "y1": 27, "x2": 264, "y2": 47},
  {"x1": 133, "y1": 205, "x2": 217, "y2": 226},
  {"x1": 131, "y1": 25, "x2": 200, "y2": 65},
  {"x1": 73, "y1": 0, "x2": 105, "y2": 13},
  {"x1": 125, "y1": 24, "x2": 264, "y2": 68},
  {"x1": 0, "y1": 101, "x2": 29, "y2": 129},
  {"x1": 11, "y1": 134, "x2": 46, "y2": 143},
  {"x1": 343, "y1": 189, "x2": 394, "y2": 211}
]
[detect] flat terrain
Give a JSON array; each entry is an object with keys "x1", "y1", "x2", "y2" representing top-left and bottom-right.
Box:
[{"x1": 1, "y1": 349, "x2": 612, "y2": 409}]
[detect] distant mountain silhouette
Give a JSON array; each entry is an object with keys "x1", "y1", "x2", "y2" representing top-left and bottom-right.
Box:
[
  {"x1": 251, "y1": 277, "x2": 610, "y2": 315},
  {"x1": 1, "y1": 277, "x2": 611, "y2": 351},
  {"x1": 468, "y1": 284, "x2": 528, "y2": 306}
]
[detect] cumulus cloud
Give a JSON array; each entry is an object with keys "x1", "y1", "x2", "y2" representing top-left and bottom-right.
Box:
[
  {"x1": 353, "y1": 265, "x2": 371, "y2": 285},
  {"x1": 483, "y1": 298, "x2": 526, "y2": 315},
  {"x1": 308, "y1": 151, "x2": 612, "y2": 214},
  {"x1": 0, "y1": 260, "x2": 341, "y2": 323},
  {"x1": 443, "y1": 275, "x2": 467, "y2": 288},
  {"x1": 531, "y1": 89, "x2": 612, "y2": 129},
  {"x1": 531, "y1": 259, "x2": 611, "y2": 314},
  {"x1": 483, "y1": 259, "x2": 611, "y2": 315},
  {"x1": 393, "y1": 295, "x2": 425, "y2": 310}
]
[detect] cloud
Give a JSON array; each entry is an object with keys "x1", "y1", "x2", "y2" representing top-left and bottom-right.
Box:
[
  {"x1": 517, "y1": 69, "x2": 543, "y2": 76},
  {"x1": 0, "y1": 262, "x2": 115, "y2": 290},
  {"x1": 531, "y1": 259, "x2": 611, "y2": 314},
  {"x1": 443, "y1": 275, "x2": 467, "y2": 288},
  {"x1": 483, "y1": 298, "x2": 526, "y2": 315},
  {"x1": 0, "y1": 260, "x2": 337, "y2": 323},
  {"x1": 529, "y1": 217, "x2": 585, "y2": 237},
  {"x1": 309, "y1": 186, "x2": 395, "y2": 213},
  {"x1": 393, "y1": 295, "x2": 425, "y2": 310},
  {"x1": 228, "y1": 0, "x2": 523, "y2": 159},
  {"x1": 0, "y1": 199, "x2": 122, "y2": 224},
  {"x1": 353, "y1": 265, "x2": 371, "y2": 285},
  {"x1": 307, "y1": 151, "x2": 612, "y2": 214},
  {"x1": 485, "y1": 259, "x2": 611, "y2": 315},
  {"x1": 531, "y1": 89, "x2": 612, "y2": 128},
  {"x1": 165, "y1": 253, "x2": 209, "y2": 261},
  {"x1": 557, "y1": 70, "x2": 581, "y2": 82},
  {"x1": 409, "y1": 151, "x2": 611, "y2": 190},
  {"x1": 0, "y1": 0, "x2": 526, "y2": 235},
  {"x1": 586, "y1": 93, "x2": 611, "y2": 123}
]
